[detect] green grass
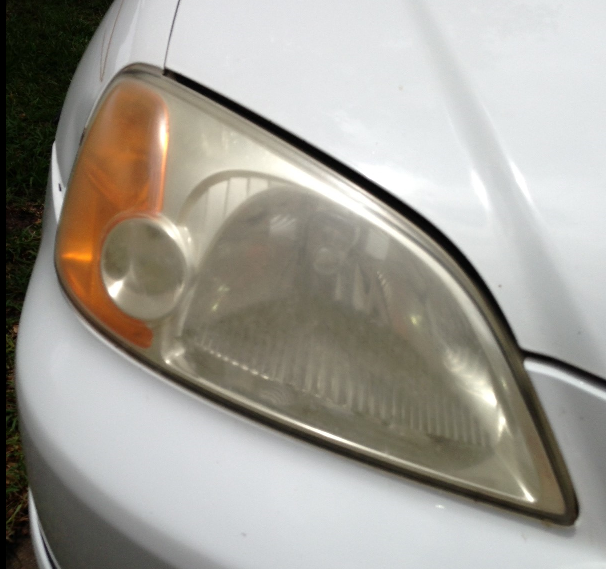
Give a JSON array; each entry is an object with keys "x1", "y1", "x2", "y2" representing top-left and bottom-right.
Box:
[{"x1": 6, "y1": 0, "x2": 112, "y2": 544}]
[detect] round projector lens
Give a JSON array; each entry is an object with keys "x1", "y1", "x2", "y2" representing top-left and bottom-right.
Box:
[{"x1": 101, "y1": 216, "x2": 188, "y2": 320}]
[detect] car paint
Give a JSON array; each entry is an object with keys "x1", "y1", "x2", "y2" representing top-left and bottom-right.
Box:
[
  {"x1": 18, "y1": 167, "x2": 606, "y2": 566},
  {"x1": 54, "y1": 0, "x2": 179, "y2": 193},
  {"x1": 18, "y1": 164, "x2": 606, "y2": 567},
  {"x1": 19, "y1": 0, "x2": 606, "y2": 567},
  {"x1": 166, "y1": 0, "x2": 606, "y2": 379}
]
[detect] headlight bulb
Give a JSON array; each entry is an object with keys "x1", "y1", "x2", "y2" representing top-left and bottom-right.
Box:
[{"x1": 101, "y1": 216, "x2": 189, "y2": 320}]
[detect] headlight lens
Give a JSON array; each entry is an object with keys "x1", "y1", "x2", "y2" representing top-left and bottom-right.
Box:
[{"x1": 56, "y1": 69, "x2": 575, "y2": 522}]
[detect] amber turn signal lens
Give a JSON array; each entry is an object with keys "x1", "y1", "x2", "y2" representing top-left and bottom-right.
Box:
[{"x1": 56, "y1": 79, "x2": 169, "y2": 347}]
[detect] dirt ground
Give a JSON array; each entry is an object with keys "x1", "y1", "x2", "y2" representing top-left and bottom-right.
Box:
[{"x1": 6, "y1": 537, "x2": 37, "y2": 569}]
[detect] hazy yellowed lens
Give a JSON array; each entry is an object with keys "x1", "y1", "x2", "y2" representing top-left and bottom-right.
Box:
[{"x1": 56, "y1": 79, "x2": 169, "y2": 347}]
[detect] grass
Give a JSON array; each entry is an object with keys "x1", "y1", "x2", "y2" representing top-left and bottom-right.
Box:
[{"x1": 6, "y1": 0, "x2": 112, "y2": 545}]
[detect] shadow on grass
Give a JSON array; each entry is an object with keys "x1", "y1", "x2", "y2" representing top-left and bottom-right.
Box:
[{"x1": 6, "y1": 0, "x2": 113, "y2": 546}]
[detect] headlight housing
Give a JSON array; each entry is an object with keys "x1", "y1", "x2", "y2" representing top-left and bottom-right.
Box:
[{"x1": 56, "y1": 68, "x2": 575, "y2": 523}]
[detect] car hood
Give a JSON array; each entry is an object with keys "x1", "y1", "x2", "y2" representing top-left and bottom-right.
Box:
[{"x1": 165, "y1": 0, "x2": 606, "y2": 378}]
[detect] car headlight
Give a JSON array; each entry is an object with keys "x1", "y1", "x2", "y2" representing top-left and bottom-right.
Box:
[{"x1": 55, "y1": 67, "x2": 575, "y2": 523}]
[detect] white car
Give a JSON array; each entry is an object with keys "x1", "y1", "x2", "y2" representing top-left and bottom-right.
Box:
[{"x1": 17, "y1": 1, "x2": 606, "y2": 568}]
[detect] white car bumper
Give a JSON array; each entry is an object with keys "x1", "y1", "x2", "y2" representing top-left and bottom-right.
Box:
[{"x1": 17, "y1": 156, "x2": 606, "y2": 569}]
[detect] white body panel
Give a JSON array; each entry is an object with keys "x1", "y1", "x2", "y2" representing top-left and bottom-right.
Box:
[
  {"x1": 18, "y1": 172, "x2": 606, "y2": 567},
  {"x1": 16, "y1": 0, "x2": 606, "y2": 567},
  {"x1": 166, "y1": 0, "x2": 606, "y2": 378}
]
